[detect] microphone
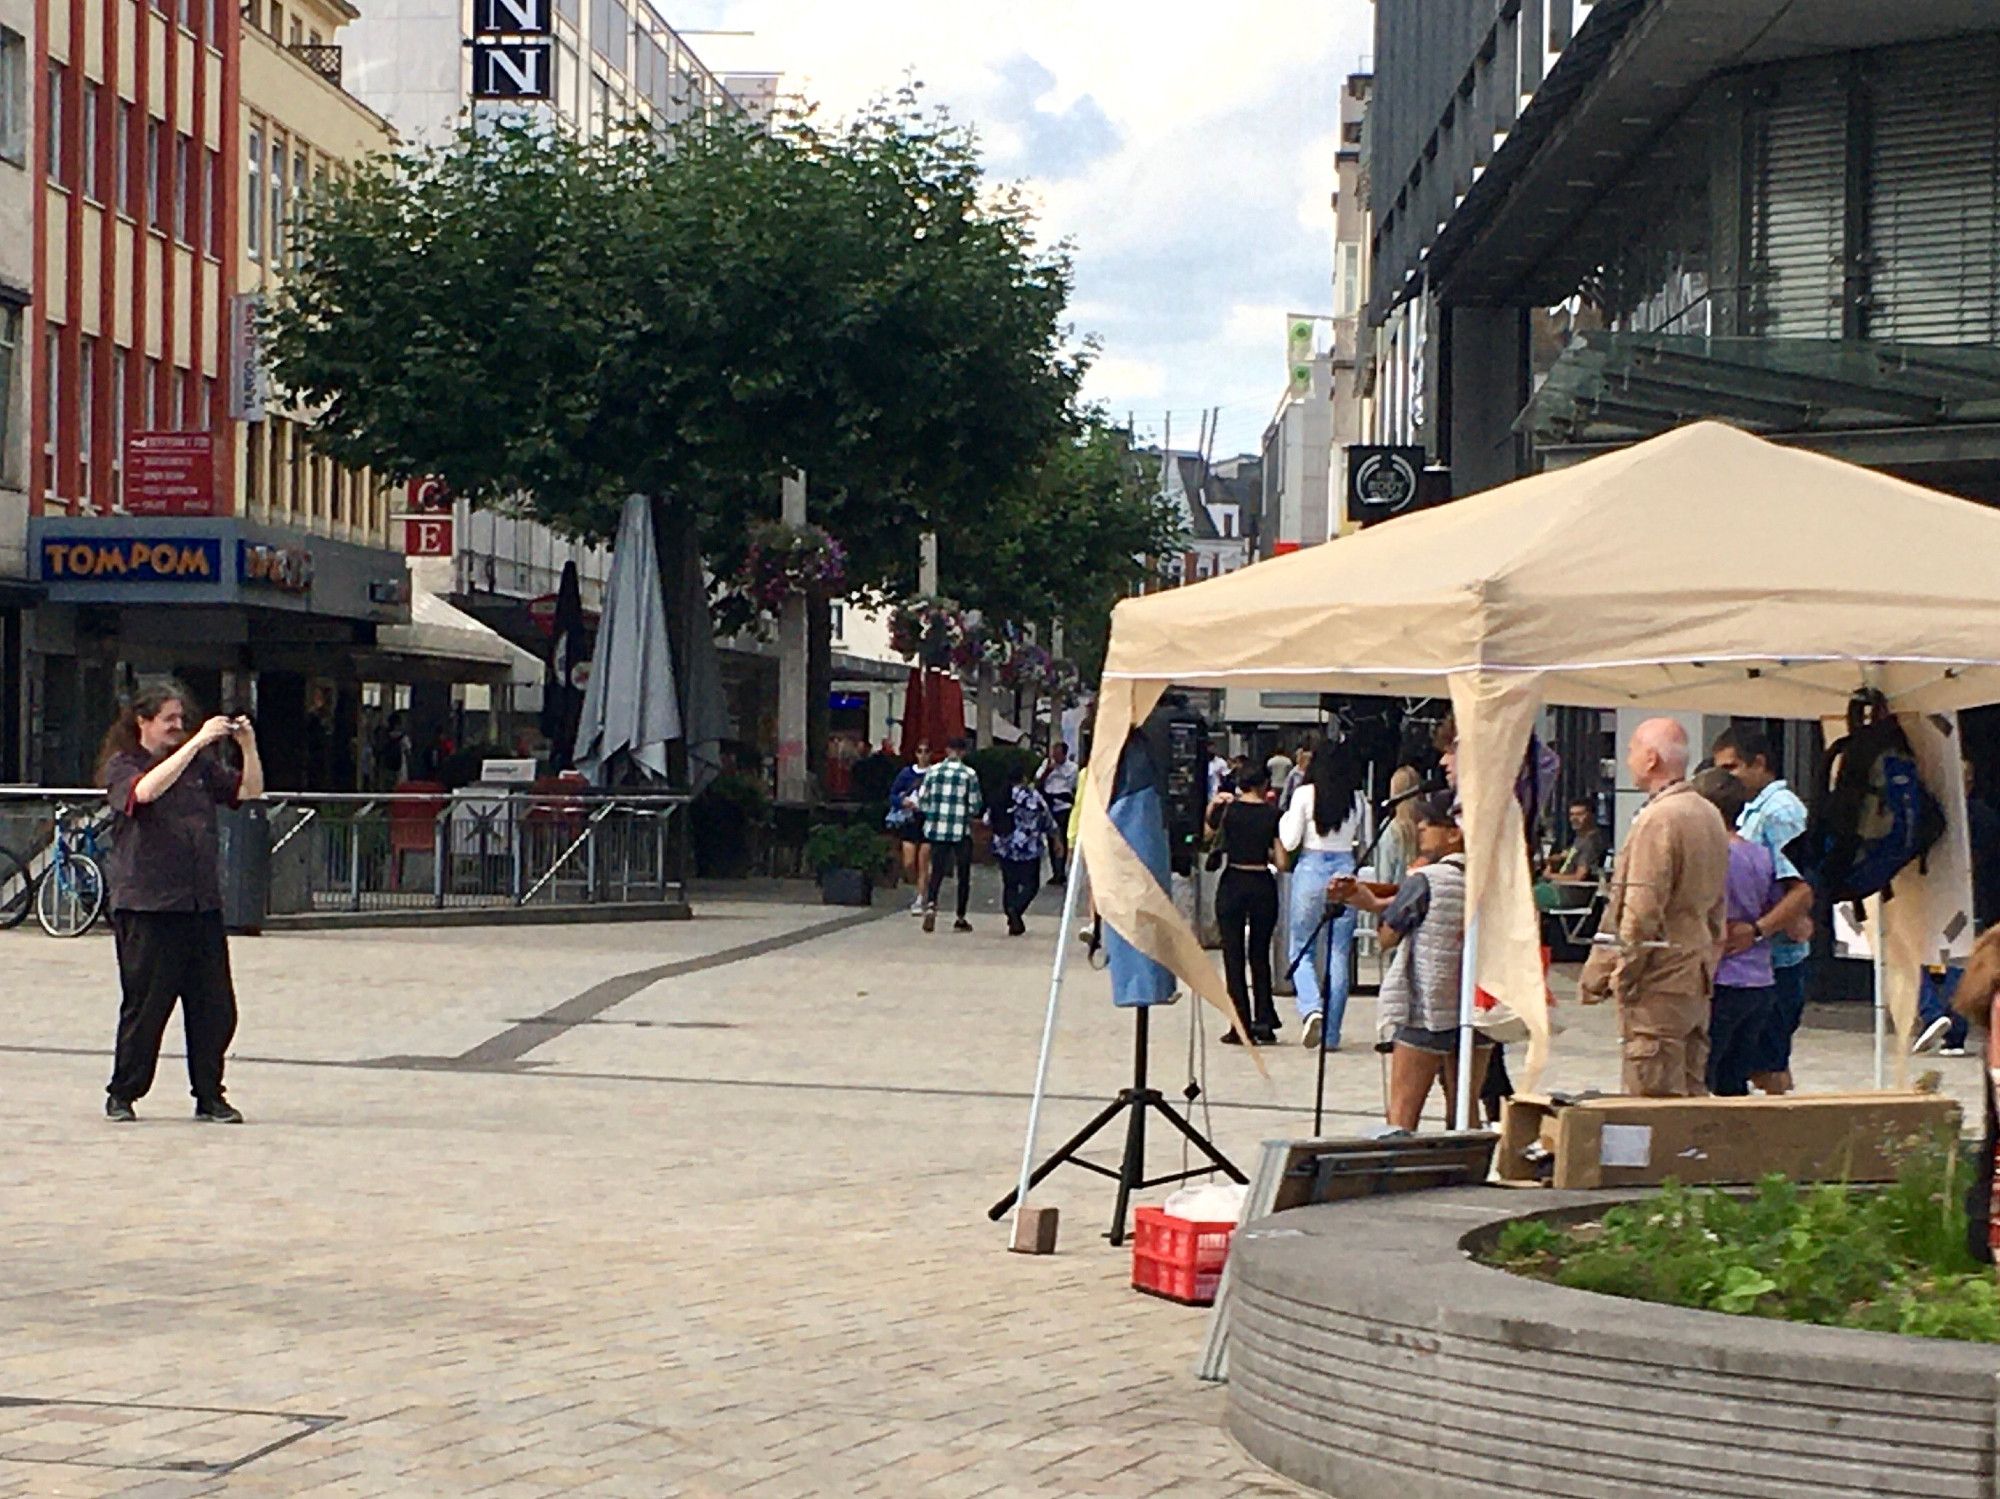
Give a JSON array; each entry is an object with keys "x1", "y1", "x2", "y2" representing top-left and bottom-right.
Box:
[{"x1": 1381, "y1": 777, "x2": 1448, "y2": 809}]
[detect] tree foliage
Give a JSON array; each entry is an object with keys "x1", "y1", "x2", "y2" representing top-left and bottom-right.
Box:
[{"x1": 271, "y1": 97, "x2": 1081, "y2": 582}]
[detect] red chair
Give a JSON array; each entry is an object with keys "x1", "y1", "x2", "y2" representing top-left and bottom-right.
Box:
[{"x1": 389, "y1": 780, "x2": 447, "y2": 892}]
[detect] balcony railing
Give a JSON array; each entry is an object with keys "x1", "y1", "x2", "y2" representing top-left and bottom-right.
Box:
[{"x1": 289, "y1": 43, "x2": 342, "y2": 88}]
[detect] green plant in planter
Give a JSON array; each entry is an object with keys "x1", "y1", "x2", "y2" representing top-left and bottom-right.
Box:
[
  {"x1": 699, "y1": 772, "x2": 773, "y2": 825},
  {"x1": 803, "y1": 823, "x2": 891, "y2": 878},
  {"x1": 965, "y1": 745, "x2": 1041, "y2": 812}
]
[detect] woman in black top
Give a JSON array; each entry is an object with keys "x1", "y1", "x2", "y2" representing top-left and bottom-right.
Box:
[
  {"x1": 1208, "y1": 765, "x2": 1287, "y2": 1045},
  {"x1": 98, "y1": 680, "x2": 264, "y2": 1123}
]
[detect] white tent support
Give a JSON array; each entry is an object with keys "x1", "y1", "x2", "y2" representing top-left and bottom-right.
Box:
[
  {"x1": 1872, "y1": 894, "x2": 1887, "y2": 1090},
  {"x1": 1011, "y1": 842, "x2": 1088, "y2": 1237},
  {"x1": 1454, "y1": 913, "x2": 1480, "y2": 1131}
]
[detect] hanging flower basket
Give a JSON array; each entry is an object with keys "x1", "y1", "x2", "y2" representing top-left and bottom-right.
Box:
[
  {"x1": 949, "y1": 609, "x2": 1012, "y2": 675},
  {"x1": 728, "y1": 521, "x2": 848, "y2": 620},
  {"x1": 889, "y1": 595, "x2": 967, "y2": 668}
]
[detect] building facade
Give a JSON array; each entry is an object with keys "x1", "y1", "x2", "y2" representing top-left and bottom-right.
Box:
[
  {"x1": 1257, "y1": 349, "x2": 1334, "y2": 556},
  {"x1": 1363, "y1": 0, "x2": 2000, "y2": 806},
  {"x1": 1330, "y1": 71, "x2": 1372, "y2": 536}
]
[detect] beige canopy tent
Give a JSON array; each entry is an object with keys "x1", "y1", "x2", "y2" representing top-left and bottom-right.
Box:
[{"x1": 1076, "y1": 421, "x2": 1999, "y2": 1116}]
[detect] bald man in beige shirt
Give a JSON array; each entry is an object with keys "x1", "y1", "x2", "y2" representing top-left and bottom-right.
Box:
[{"x1": 1580, "y1": 718, "x2": 1731, "y2": 1097}]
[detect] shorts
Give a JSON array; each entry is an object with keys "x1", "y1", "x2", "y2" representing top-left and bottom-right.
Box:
[{"x1": 1395, "y1": 1024, "x2": 1496, "y2": 1056}]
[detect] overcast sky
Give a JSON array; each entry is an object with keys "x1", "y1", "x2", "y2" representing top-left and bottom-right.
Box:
[{"x1": 672, "y1": 1, "x2": 1375, "y2": 459}]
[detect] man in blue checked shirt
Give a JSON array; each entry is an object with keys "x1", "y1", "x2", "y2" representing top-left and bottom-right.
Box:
[
  {"x1": 917, "y1": 737, "x2": 985, "y2": 934},
  {"x1": 1712, "y1": 726, "x2": 1813, "y2": 1093}
]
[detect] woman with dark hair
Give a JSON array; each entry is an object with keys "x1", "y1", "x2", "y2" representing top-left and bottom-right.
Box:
[
  {"x1": 1280, "y1": 738, "x2": 1367, "y2": 1049},
  {"x1": 1208, "y1": 764, "x2": 1286, "y2": 1044},
  {"x1": 97, "y1": 680, "x2": 264, "y2": 1123}
]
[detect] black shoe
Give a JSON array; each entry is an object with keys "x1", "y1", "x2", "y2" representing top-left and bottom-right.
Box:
[
  {"x1": 194, "y1": 1099, "x2": 244, "y2": 1124},
  {"x1": 1220, "y1": 1030, "x2": 1246, "y2": 1045},
  {"x1": 1251, "y1": 1031, "x2": 1279, "y2": 1046},
  {"x1": 1006, "y1": 915, "x2": 1026, "y2": 936},
  {"x1": 105, "y1": 1096, "x2": 136, "y2": 1123},
  {"x1": 953, "y1": 918, "x2": 973, "y2": 933}
]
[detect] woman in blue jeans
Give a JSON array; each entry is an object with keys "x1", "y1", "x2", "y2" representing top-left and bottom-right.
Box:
[{"x1": 1280, "y1": 741, "x2": 1367, "y2": 1050}]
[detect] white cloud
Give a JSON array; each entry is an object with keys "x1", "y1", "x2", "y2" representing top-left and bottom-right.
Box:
[{"x1": 672, "y1": 0, "x2": 1377, "y2": 454}]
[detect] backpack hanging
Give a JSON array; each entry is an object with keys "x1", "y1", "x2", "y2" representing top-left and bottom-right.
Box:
[{"x1": 1786, "y1": 687, "x2": 1945, "y2": 918}]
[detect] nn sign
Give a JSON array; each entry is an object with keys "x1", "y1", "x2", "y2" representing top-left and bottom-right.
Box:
[{"x1": 471, "y1": 0, "x2": 552, "y2": 101}]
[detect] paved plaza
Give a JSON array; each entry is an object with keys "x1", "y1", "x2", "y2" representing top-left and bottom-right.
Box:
[{"x1": 0, "y1": 874, "x2": 1979, "y2": 1498}]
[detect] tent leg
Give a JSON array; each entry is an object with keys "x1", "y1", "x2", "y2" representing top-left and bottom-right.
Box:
[
  {"x1": 1009, "y1": 842, "x2": 1088, "y2": 1240},
  {"x1": 1454, "y1": 914, "x2": 1480, "y2": 1131},
  {"x1": 1871, "y1": 896, "x2": 1886, "y2": 1090}
]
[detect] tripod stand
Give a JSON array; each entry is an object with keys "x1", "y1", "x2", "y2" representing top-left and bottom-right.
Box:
[{"x1": 988, "y1": 1005, "x2": 1245, "y2": 1246}]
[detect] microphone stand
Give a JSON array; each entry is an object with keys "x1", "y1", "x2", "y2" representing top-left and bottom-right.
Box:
[{"x1": 1287, "y1": 783, "x2": 1436, "y2": 1134}]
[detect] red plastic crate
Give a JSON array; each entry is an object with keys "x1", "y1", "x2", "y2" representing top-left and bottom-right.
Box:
[{"x1": 1130, "y1": 1206, "x2": 1236, "y2": 1305}]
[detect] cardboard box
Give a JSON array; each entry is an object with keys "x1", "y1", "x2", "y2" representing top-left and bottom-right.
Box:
[{"x1": 1497, "y1": 1092, "x2": 1962, "y2": 1190}]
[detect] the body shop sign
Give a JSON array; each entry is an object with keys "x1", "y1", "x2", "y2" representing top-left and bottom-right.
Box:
[
  {"x1": 40, "y1": 535, "x2": 223, "y2": 583},
  {"x1": 125, "y1": 432, "x2": 217, "y2": 516}
]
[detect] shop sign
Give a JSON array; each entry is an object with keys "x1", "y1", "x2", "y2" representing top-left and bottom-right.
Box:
[
  {"x1": 404, "y1": 476, "x2": 452, "y2": 515},
  {"x1": 473, "y1": 0, "x2": 549, "y2": 32},
  {"x1": 125, "y1": 432, "x2": 217, "y2": 516},
  {"x1": 238, "y1": 541, "x2": 315, "y2": 594},
  {"x1": 1347, "y1": 445, "x2": 1449, "y2": 528},
  {"x1": 472, "y1": 40, "x2": 552, "y2": 99},
  {"x1": 404, "y1": 516, "x2": 455, "y2": 557},
  {"x1": 227, "y1": 295, "x2": 268, "y2": 423},
  {"x1": 39, "y1": 535, "x2": 223, "y2": 583}
]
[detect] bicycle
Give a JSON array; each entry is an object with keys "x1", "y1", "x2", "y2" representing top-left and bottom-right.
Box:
[
  {"x1": 36, "y1": 802, "x2": 107, "y2": 938},
  {"x1": 0, "y1": 843, "x2": 31, "y2": 930}
]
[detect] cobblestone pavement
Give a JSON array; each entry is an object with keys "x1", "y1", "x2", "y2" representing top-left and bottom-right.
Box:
[{"x1": 0, "y1": 874, "x2": 1977, "y2": 1497}]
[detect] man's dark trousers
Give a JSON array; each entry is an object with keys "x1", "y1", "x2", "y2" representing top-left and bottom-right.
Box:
[{"x1": 924, "y1": 839, "x2": 973, "y2": 919}]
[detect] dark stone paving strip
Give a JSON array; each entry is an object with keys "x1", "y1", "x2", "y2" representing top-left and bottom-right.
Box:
[{"x1": 450, "y1": 906, "x2": 891, "y2": 1066}]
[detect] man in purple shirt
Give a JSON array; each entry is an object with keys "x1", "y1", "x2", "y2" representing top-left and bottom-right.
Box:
[{"x1": 1693, "y1": 770, "x2": 1813, "y2": 1095}]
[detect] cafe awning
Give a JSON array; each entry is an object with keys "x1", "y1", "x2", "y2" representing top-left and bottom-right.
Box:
[{"x1": 372, "y1": 588, "x2": 544, "y2": 687}]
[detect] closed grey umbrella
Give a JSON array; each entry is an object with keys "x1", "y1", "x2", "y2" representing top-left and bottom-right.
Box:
[{"x1": 574, "y1": 495, "x2": 682, "y2": 784}]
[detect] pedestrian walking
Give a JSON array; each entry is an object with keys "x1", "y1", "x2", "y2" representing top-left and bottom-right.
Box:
[
  {"x1": 1208, "y1": 765, "x2": 1285, "y2": 1045},
  {"x1": 1710, "y1": 725, "x2": 1813, "y2": 1092},
  {"x1": 916, "y1": 737, "x2": 984, "y2": 933},
  {"x1": 887, "y1": 743, "x2": 932, "y2": 915},
  {"x1": 990, "y1": 765, "x2": 1054, "y2": 936},
  {"x1": 1036, "y1": 740, "x2": 1079, "y2": 884},
  {"x1": 1581, "y1": 719, "x2": 1729, "y2": 1097},
  {"x1": 97, "y1": 681, "x2": 264, "y2": 1124},
  {"x1": 1280, "y1": 738, "x2": 1366, "y2": 1050}
]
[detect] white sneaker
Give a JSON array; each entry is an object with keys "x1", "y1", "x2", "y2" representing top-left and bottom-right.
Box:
[
  {"x1": 1302, "y1": 1013, "x2": 1323, "y2": 1049},
  {"x1": 1942, "y1": 1046, "x2": 1969, "y2": 1058},
  {"x1": 1913, "y1": 1016, "x2": 1952, "y2": 1055},
  {"x1": 908, "y1": 896, "x2": 925, "y2": 916}
]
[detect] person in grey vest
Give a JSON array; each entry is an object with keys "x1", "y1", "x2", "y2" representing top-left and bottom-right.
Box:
[{"x1": 1332, "y1": 793, "x2": 1488, "y2": 1130}]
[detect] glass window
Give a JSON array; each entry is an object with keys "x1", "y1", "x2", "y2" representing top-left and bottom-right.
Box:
[
  {"x1": 174, "y1": 133, "x2": 192, "y2": 243},
  {"x1": 268, "y1": 2, "x2": 281, "y2": 37},
  {"x1": 245, "y1": 420, "x2": 263, "y2": 506},
  {"x1": 0, "y1": 27, "x2": 25, "y2": 165},
  {"x1": 80, "y1": 82, "x2": 100, "y2": 200},
  {"x1": 172, "y1": 367, "x2": 187, "y2": 430},
  {"x1": 555, "y1": 0, "x2": 577, "y2": 27},
  {"x1": 0, "y1": 303, "x2": 18, "y2": 488},
  {"x1": 207, "y1": 148, "x2": 222, "y2": 255},
  {"x1": 292, "y1": 150, "x2": 306, "y2": 267},
  {"x1": 42, "y1": 328, "x2": 58, "y2": 499},
  {"x1": 115, "y1": 99, "x2": 131, "y2": 213},
  {"x1": 110, "y1": 347, "x2": 125, "y2": 506},
  {"x1": 142, "y1": 355, "x2": 158, "y2": 430},
  {"x1": 247, "y1": 127, "x2": 263, "y2": 259},
  {"x1": 78, "y1": 336, "x2": 94, "y2": 502},
  {"x1": 44, "y1": 63, "x2": 62, "y2": 182},
  {"x1": 270, "y1": 135, "x2": 286, "y2": 263},
  {"x1": 146, "y1": 119, "x2": 162, "y2": 225}
]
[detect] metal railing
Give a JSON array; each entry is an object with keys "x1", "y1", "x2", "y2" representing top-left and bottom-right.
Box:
[
  {"x1": 0, "y1": 787, "x2": 690, "y2": 916},
  {"x1": 288, "y1": 42, "x2": 343, "y2": 87},
  {"x1": 265, "y1": 791, "x2": 689, "y2": 913}
]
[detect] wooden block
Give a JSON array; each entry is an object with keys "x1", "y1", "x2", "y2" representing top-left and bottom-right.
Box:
[
  {"x1": 1008, "y1": 1205, "x2": 1059, "y2": 1255},
  {"x1": 1496, "y1": 1092, "x2": 1961, "y2": 1188}
]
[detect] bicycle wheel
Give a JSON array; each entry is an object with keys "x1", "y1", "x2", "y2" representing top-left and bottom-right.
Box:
[
  {"x1": 0, "y1": 846, "x2": 32, "y2": 931},
  {"x1": 36, "y1": 854, "x2": 106, "y2": 938}
]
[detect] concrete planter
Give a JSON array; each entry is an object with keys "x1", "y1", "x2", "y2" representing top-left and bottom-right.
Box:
[
  {"x1": 818, "y1": 868, "x2": 872, "y2": 907},
  {"x1": 1226, "y1": 1187, "x2": 2000, "y2": 1499}
]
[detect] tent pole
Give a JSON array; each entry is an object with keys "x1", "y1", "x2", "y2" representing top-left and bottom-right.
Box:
[
  {"x1": 1871, "y1": 896, "x2": 1886, "y2": 1089},
  {"x1": 1011, "y1": 840, "x2": 1089, "y2": 1239},
  {"x1": 1454, "y1": 912, "x2": 1480, "y2": 1131}
]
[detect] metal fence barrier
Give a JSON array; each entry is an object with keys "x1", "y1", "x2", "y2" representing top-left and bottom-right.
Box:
[{"x1": 0, "y1": 787, "x2": 690, "y2": 916}]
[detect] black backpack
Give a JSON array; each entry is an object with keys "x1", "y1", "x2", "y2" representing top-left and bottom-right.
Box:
[{"x1": 1786, "y1": 688, "x2": 1945, "y2": 914}]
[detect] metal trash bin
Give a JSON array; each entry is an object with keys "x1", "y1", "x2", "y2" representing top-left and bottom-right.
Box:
[{"x1": 217, "y1": 804, "x2": 271, "y2": 934}]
